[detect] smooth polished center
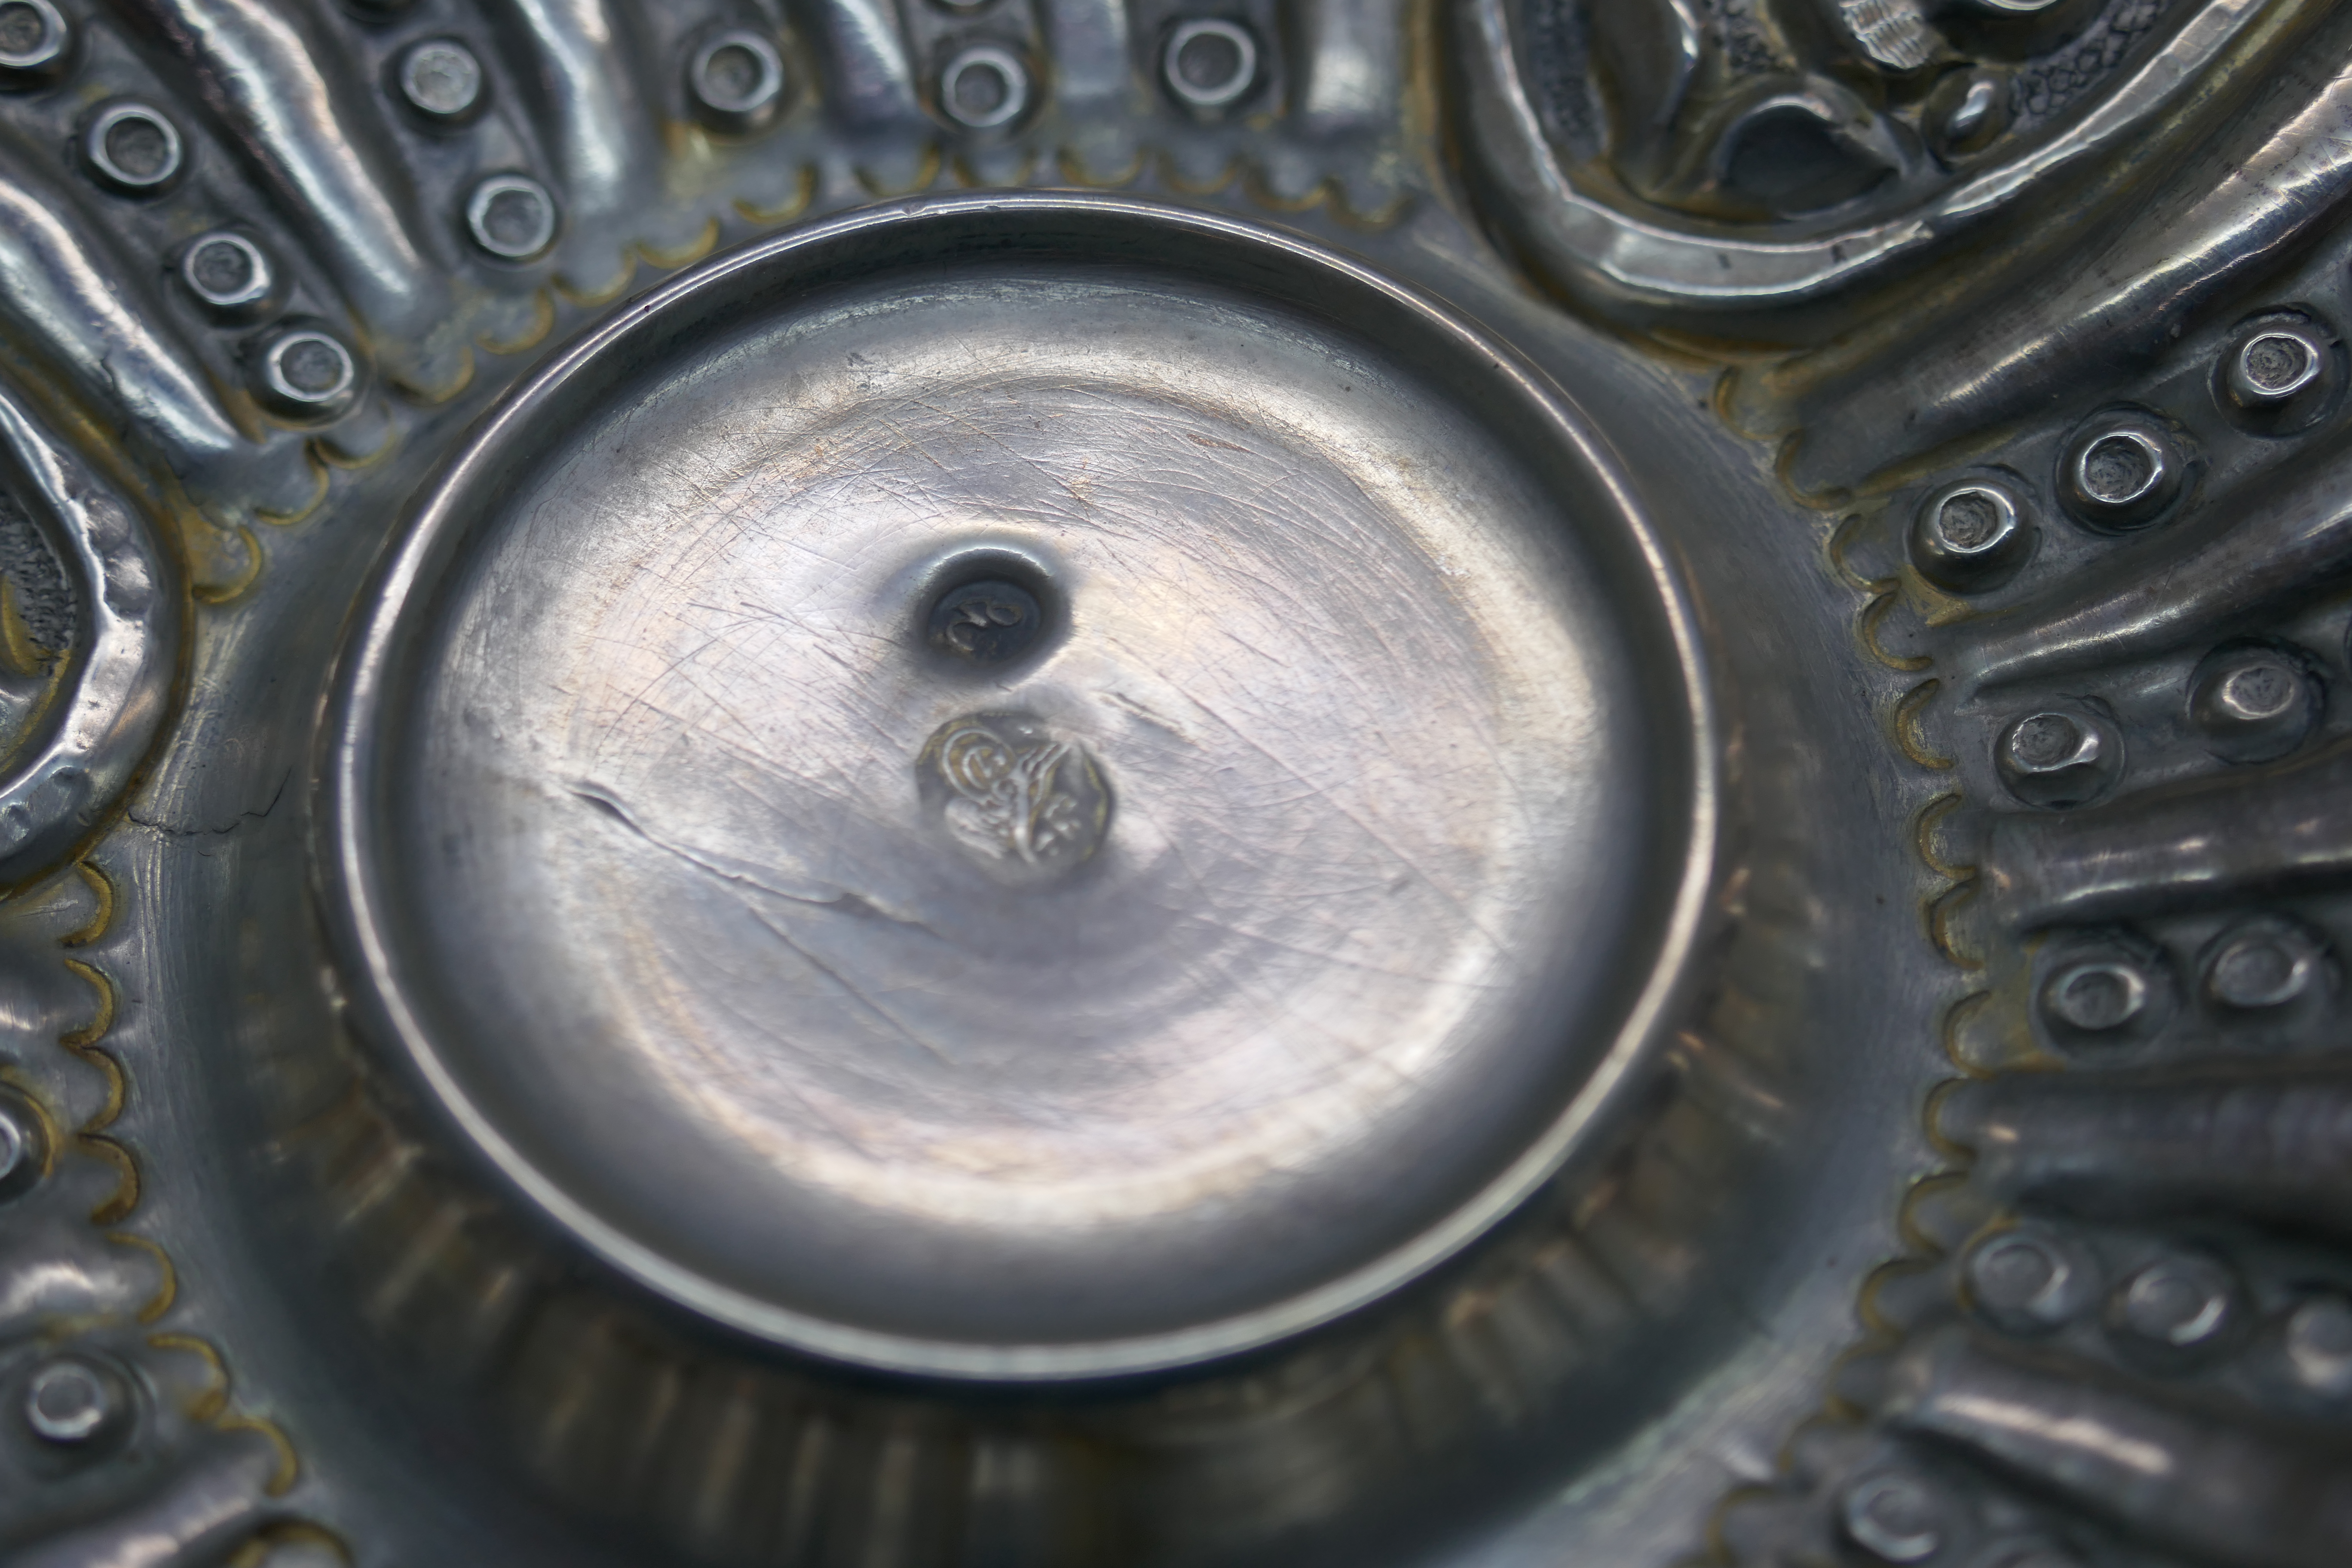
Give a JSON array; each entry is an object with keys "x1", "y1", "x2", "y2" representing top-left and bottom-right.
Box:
[{"x1": 327, "y1": 200, "x2": 1707, "y2": 1377}]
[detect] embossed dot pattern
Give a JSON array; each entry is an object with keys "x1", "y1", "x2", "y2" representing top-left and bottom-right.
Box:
[
  {"x1": 0, "y1": 0, "x2": 59, "y2": 72},
  {"x1": 939, "y1": 47, "x2": 1027, "y2": 129},
  {"x1": 106, "y1": 118, "x2": 171, "y2": 182},
  {"x1": 688, "y1": 30, "x2": 785, "y2": 130},
  {"x1": 1165, "y1": 20, "x2": 1257, "y2": 109}
]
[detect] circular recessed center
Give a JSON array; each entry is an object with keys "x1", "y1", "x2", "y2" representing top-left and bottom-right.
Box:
[
  {"x1": 942, "y1": 47, "x2": 1026, "y2": 129},
  {"x1": 274, "y1": 334, "x2": 349, "y2": 398},
  {"x1": 2080, "y1": 433, "x2": 2157, "y2": 505},
  {"x1": 24, "y1": 1360, "x2": 111, "y2": 1445},
  {"x1": 699, "y1": 43, "x2": 763, "y2": 106},
  {"x1": 467, "y1": 175, "x2": 557, "y2": 260},
  {"x1": 1970, "y1": 1234, "x2": 2059, "y2": 1309},
  {"x1": 1166, "y1": 20, "x2": 1257, "y2": 108},
  {"x1": 2009, "y1": 712, "x2": 2083, "y2": 770},
  {"x1": 2048, "y1": 962, "x2": 2145, "y2": 1032},
  {"x1": 1934, "y1": 489, "x2": 2003, "y2": 551},
  {"x1": 1177, "y1": 31, "x2": 1242, "y2": 92},
  {"x1": 2219, "y1": 660, "x2": 2296, "y2": 720},
  {"x1": 481, "y1": 190, "x2": 541, "y2": 249},
  {"x1": 2119, "y1": 1259, "x2": 2232, "y2": 1346},
  {"x1": 401, "y1": 42, "x2": 482, "y2": 119},
  {"x1": 188, "y1": 237, "x2": 256, "y2": 299},
  {"x1": 2211, "y1": 934, "x2": 2310, "y2": 1008},
  {"x1": 325, "y1": 198, "x2": 1708, "y2": 1378},
  {"x1": 102, "y1": 114, "x2": 171, "y2": 181},
  {"x1": 0, "y1": 0, "x2": 60, "y2": 70},
  {"x1": 2243, "y1": 332, "x2": 2313, "y2": 394},
  {"x1": 0, "y1": 5, "x2": 43, "y2": 56}
]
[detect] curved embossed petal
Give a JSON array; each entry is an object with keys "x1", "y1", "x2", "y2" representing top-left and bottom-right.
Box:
[
  {"x1": 117, "y1": 0, "x2": 468, "y2": 399},
  {"x1": 0, "y1": 140, "x2": 260, "y2": 509},
  {"x1": 0, "y1": 390, "x2": 178, "y2": 888}
]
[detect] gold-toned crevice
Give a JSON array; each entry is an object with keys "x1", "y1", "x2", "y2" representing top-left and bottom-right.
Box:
[{"x1": 14, "y1": 856, "x2": 339, "y2": 1553}]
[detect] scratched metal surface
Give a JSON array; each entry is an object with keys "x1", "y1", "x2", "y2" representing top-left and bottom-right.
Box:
[
  {"x1": 322, "y1": 201, "x2": 1716, "y2": 1379},
  {"x1": 0, "y1": 2, "x2": 2346, "y2": 1567}
]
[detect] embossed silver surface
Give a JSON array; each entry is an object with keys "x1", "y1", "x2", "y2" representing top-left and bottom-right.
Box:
[{"x1": 0, "y1": 2, "x2": 2346, "y2": 1566}]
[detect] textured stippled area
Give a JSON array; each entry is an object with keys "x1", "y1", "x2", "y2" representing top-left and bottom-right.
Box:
[
  {"x1": 0, "y1": 490, "x2": 70, "y2": 654},
  {"x1": 2014, "y1": 0, "x2": 2171, "y2": 126}
]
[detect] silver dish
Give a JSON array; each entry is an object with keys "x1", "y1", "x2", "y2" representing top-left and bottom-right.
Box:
[{"x1": 0, "y1": 2, "x2": 2347, "y2": 1566}]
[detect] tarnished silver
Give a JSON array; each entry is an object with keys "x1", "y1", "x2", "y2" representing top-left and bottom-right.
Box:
[
  {"x1": 0, "y1": 389, "x2": 177, "y2": 888},
  {"x1": 937, "y1": 43, "x2": 1029, "y2": 130},
  {"x1": 0, "y1": 1086, "x2": 42, "y2": 1202},
  {"x1": 1912, "y1": 475, "x2": 2034, "y2": 593},
  {"x1": 4, "y1": 1, "x2": 2352, "y2": 1565},
  {"x1": 2056, "y1": 410, "x2": 2188, "y2": 532},
  {"x1": 395, "y1": 38, "x2": 487, "y2": 124},
  {"x1": 250, "y1": 325, "x2": 361, "y2": 423},
  {"x1": 685, "y1": 28, "x2": 786, "y2": 135},
  {"x1": 319, "y1": 195, "x2": 1714, "y2": 1378},
  {"x1": 80, "y1": 100, "x2": 181, "y2": 195},
  {"x1": 0, "y1": 0, "x2": 68, "y2": 80},
  {"x1": 1458, "y1": 0, "x2": 2267, "y2": 325},
  {"x1": 177, "y1": 230, "x2": 279, "y2": 320},
  {"x1": 464, "y1": 172, "x2": 560, "y2": 261},
  {"x1": 22, "y1": 1356, "x2": 124, "y2": 1447},
  {"x1": 1162, "y1": 19, "x2": 1257, "y2": 110}
]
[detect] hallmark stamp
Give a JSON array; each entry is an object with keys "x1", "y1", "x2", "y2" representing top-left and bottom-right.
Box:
[{"x1": 918, "y1": 713, "x2": 1109, "y2": 882}]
